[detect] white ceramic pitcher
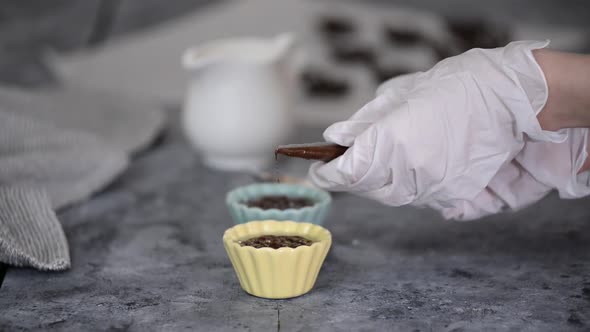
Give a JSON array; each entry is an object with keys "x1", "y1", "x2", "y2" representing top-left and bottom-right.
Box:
[{"x1": 181, "y1": 34, "x2": 297, "y2": 171}]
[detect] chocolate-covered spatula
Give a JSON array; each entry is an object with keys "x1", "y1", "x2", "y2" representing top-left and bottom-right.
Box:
[{"x1": 275, "y1": 143, "x2": 348, "y2": 162}]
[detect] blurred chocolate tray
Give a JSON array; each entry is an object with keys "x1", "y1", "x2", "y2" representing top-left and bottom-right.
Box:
[{"x1": 50, "y1": 0, "x2": 589, "y2": 126}]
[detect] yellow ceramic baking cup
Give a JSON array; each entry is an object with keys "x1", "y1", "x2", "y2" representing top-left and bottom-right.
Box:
[{"x1": 223, "y1": 220, "x2": 332, "y2": 299}]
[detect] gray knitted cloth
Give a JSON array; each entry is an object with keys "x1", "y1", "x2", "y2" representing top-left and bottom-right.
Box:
[{"x1": 0, "y1": 85, "x2": 164, "y2": 271}]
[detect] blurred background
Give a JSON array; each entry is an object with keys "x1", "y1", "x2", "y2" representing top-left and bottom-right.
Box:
[
  {"x1": 3, "y1": 0, "x2": 589, "y2": 87},
  {"x1": 2, "y1": 0, "x2": 588, "y2": 174},
  {"x1": 0, "y1": 0, "x2": 586, "y2": 167}
]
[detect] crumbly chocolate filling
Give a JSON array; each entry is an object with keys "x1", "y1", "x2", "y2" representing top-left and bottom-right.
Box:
[
  {"x1": 244, "y1": 195, "x2": 314, "y2": 210},
  {"x1": 238, "y1": 235, "x2": 314, "y2": 249}
]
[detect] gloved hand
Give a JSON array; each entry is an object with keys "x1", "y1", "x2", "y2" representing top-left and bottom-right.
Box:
[{"x1": 308, "y1": 40, "x2": 590, "y2": 220}]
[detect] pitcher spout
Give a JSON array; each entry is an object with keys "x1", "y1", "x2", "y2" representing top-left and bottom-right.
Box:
[
  {"x1": 182, "y1": 34, "x2": 297, "y2": 72},
  {"x1": 182, "y1": 43, "x2": 217, "y2": 72},
  {"x1": 273, "y1": 33, "x2": 296, "y2": 62}
]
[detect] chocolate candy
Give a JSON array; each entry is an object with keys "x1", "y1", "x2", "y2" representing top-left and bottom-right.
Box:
[
  {"x1": 239, "y1": 235, "x2": 314, "y2": 249},
  {"x1": 446, "y1": 18, "x2": 511, "y2": 51},
  {"x1": 384, "y1": 26, "x2": 424, "y2": 46},
  {"x1": 300, "y1": 70, "x2": 350, "y2": 98},
  {"x1": 318, "y1": 16, "x2": 356, "y2": 39},
  {"x1": 372, "y1": 65, "x2": 411, "y2": 83},
  {"x1": 330, "y1": 44, "x2": 376, "y2": 65},
  {"x1": 383, "y1": 25, "x2": 456, "y2": 62}
]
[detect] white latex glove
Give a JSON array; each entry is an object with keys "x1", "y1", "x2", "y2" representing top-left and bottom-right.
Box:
[{"x1": 309, "y1": 40, "x2": 590, "y2": 220}]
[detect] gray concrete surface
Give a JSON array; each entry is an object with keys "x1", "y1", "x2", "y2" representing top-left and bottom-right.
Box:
[{"x1": 1, "y1": 123, "x2": 589, "y2": 331}]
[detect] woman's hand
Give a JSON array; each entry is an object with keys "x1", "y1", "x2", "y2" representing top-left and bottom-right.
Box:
[{"x1": 308, "y1": 41, "x2": 590, "y2": 220}]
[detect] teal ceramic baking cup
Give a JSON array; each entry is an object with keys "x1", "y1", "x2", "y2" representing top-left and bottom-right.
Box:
[{"x1": 226, "y1": 183, "x2": 332, "y2": 225}]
